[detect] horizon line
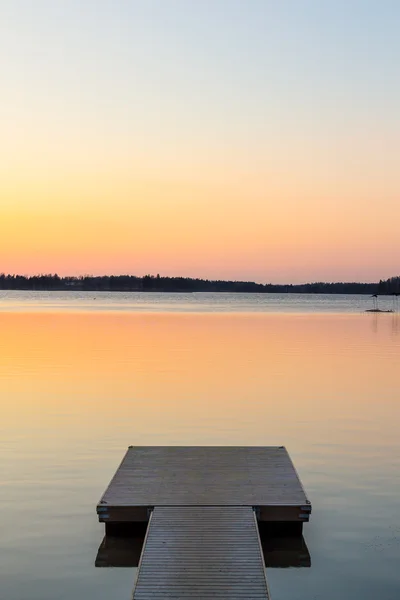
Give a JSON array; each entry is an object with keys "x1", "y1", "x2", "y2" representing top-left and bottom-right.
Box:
[{"x1": 1, "y1": 272, "x2": 398, "y2": 287}]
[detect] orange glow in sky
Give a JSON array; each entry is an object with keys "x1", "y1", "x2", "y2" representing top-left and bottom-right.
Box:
[{"x1": 1, "y1": 2, "x2": 399, "y2": 283}]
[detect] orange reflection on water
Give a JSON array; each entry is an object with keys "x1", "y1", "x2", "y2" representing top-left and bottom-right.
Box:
[{"x1": 0, "y1": 312, "x2": 399, "y2": 450}]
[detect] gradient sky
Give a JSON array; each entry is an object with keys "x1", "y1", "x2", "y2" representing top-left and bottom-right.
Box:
[{"x1": 1, "y1": 1, "x2": 399, "y2": 283}]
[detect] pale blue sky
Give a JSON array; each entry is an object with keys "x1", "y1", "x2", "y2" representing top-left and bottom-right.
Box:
[{"x1": 2, "y1": 1, "x2": 399, "y2": 156}]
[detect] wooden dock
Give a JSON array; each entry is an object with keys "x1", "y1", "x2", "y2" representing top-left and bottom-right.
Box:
[
  {"x1": 95, "y1": 532, "x2": 311, "y2": 569},
  {"x1": 134, "y1": 506, "x2": 270, "y2": 599},
  {"x1": 96, "y1": 446, "x2": 311, "y2": 599}
]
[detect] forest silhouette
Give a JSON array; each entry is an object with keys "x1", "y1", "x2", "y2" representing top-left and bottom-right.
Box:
[{"x1": 0, "y1": 273, "x2": 399, "y2": 294}]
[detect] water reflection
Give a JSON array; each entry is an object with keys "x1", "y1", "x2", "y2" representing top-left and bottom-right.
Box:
[
  {"x1": 95, "y1": 534, "x2": 144, "y2": 568},
  {"x1": 262, "y1": 536, "x2": 311, "y2": 568},
  {"x1": 391, "y1": 313, "x2": 400, "y2": 336},
  {"x1": 0, "y1": 290, "x2": 397, "y2": 314},
  {"x1": 368, "y1": 312, "x2": 400, "y2": 335},
  {"x1": 1, "y1": 312, "x2": 399, "y2": 443},
  {"x1": 0, "y1": 310, "x2": 399, "y2": 600}
]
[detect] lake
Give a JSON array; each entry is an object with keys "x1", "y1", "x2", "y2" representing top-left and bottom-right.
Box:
[{"x1": 1, "y1": 292, "x2": 399, "y2": 599}]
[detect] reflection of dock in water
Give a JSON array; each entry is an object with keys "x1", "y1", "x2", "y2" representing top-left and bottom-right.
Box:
[
  {"x1": 95, "y1": 530, "x2": 311, "y2": 570},
  {"x1": 96, "y1": 446, "x2": 312, "y2": 599},
  {"x1": 95, "y1": 526, "x2": 146, "y2": 567},
  {"x1": 261, "y1": 535, "x2": 311, "y2": 568}
]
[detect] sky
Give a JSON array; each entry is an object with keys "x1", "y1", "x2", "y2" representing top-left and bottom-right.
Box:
[{"x1": 1, "y1": 1, "x2": 399, "y2": 283}]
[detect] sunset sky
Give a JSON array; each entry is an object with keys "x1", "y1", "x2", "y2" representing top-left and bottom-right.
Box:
[{"x1": 1, "y1": 1, "x2": 399, "y2": 283}]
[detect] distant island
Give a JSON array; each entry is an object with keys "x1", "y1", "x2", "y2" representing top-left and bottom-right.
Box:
[{"x1": 0, "y1": 273, "x2": 399, "y2": 295}]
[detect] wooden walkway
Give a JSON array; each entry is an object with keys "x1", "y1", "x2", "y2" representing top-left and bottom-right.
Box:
[
  {"x1": 98, "y1": 446, "x2": 311, "y2": 522},
  {"x1": 95, "y1": 532, "x2": 311, "y2": 569},
  {"x1": 96, "y1": 446, "x2": 311, "y2": 599},
  {"x1": 133, "y1": 506, "x2": 270, "y2": 600}
]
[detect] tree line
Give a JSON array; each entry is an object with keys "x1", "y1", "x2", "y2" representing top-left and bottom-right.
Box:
[{"x1": 0, "y1": 273, "x2": 399, "y2": 294}]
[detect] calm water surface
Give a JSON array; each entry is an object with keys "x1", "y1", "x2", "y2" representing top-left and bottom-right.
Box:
[{"x1": 1, "y1": 292, "x2": 399, "y2": 599}]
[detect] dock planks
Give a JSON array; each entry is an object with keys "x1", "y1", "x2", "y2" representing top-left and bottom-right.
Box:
[
  {"x1": 96, "y1": 446, "x2": 312, "y2": 599},
  {"x1": 133, "y1": 506, "x2": 270, "y2": 600},
  {"x1": 97, "y1": 446, "x2": 310, "y2": 523}
]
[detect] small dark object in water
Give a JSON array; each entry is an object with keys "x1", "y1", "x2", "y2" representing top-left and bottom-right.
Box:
[{"x1": 365, "y1": 309, "x2": 394, "y2": 313}]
